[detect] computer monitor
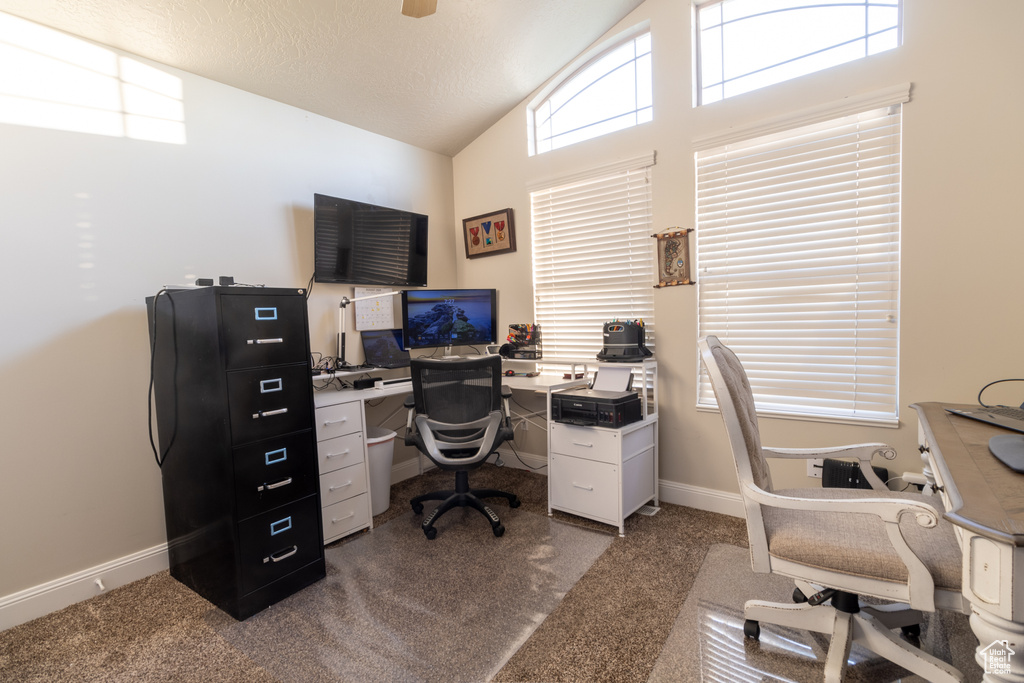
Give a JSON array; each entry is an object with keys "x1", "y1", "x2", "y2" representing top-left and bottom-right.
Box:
[
  {"x1": 401, "y1": 289, "x2": 497, "y2": 350},
  {"x1": 360, "y1": 329, "x2": 410, "y2": 369}
]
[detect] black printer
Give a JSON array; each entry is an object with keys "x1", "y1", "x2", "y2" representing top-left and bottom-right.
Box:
[{"x1": 551, "y1": 388, "x2": 642, "y2": 428}]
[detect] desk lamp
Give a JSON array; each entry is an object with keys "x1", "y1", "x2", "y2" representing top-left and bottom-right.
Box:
[{"x1": 337, "y1": 290, "x2": 402, "y2": 369}]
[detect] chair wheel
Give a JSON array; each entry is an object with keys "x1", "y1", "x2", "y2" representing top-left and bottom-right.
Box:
[
  {"x1": 901, "y1": 624, "x2": 921, "y2": 638},
  {"x1": 793, "y1": 587, "x2": 807, "y2": 603},
  {"x1": 412, "y1": 502, "x2": 423, "y2": 515},
  {"x1": 744, "y1": 619, "x2": 760, "y2": 640},
  {"x1": 424, "y1": 526, "x2": 437, "y2": 540},
  {"x1": 509, "y1": 497, "x2": 521, "y2": 508},
  {"x1": 493, "y1": 523, "x2": 505, "y2": 537}
]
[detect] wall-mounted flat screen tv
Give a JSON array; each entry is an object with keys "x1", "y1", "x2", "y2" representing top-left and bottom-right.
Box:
[
  {"x1": 401, "y1": 288, "x2": 498, "y2": 350},
  {"x1": 313, "y1": 193, "x2": 428, "y2": 286}
]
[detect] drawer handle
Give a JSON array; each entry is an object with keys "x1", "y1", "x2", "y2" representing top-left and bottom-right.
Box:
[
  {"x1": 328, "y1": 481, "x2": 353, "y2": 492},
  {"x1": 325, "y1": 449, "x2": 350, "y2": 459},
  {"x1": 323, "y1": 417, "x2": 348, "y2": 426},
  {"x1": 247, "y1": 338, "x2": 284, "y2": 345},
  {"x1": 257, "y1": 477, "x2": 293, "y2": 492},
  {"x1": 253, "y1": 408, "x2": 288, "y2": 419},
  {"x1": 571, "y1": 441, "x2": 594, "y2": 448},
  {"x1": 572, "y1": 482, "x2": 595, "y2": 491},
  {"x1": 331, "y1": 512, "x2": 356, "y2": 524},
  {"x1": 264, "y1": 545, "x2": 298, "y2": 564}
]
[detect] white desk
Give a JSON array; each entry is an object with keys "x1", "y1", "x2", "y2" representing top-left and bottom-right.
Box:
[{"x1": 913, "y1": 402, "x2": 1024, "y2": 682}]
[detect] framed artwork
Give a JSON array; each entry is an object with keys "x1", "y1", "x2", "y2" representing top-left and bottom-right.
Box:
[
  {"x1": 463, "y1": 208, "x2": 516, "y2": 259},
  {"x1": 653, "y1": 228, "x2": 694, "y2": 287}
]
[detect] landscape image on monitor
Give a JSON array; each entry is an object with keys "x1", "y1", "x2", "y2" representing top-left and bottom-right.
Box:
[{"x1": 404, "y1": 290, "x2": 494, "y2": 348}]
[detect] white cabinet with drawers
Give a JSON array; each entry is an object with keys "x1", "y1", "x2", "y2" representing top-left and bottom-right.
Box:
[
  {"x1": 548, "y1": 418, "x2": 657, "y2": 535},
  {"x1": 313, "y1": 394, "x2": 373, "y2": 543}
]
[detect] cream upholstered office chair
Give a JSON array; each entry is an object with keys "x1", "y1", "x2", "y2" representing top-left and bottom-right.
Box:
[{"x1": 698, "y1": 335, "x2": 968, "y2": 683}]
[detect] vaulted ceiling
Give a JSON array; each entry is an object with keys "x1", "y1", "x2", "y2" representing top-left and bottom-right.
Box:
[{"x1": 0, "y1": 0, "x2": 646, "y2": 156}]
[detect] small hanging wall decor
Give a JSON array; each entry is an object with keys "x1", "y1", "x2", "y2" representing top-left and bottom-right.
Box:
[
  {"x1": 463, "y1": 208, "x2": 516, "y2": 259},
  {"x1": 653, "y1": 228, "x2": 694, "y2": 287}
]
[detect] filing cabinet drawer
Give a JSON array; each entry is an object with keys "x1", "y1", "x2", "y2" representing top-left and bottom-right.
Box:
[
  {"x1": 321, "y1": 494, "x2": 371, "y2": 542},
  {"x1": 233, "y1": 432, "x2": 318, "y2": 519},
  {"x1": 238, "y1": 496, "x2": 322, "y2": 595},
  {"x1": 221, "y1": 294, "x2": 309, "y2": 369},
  {"x1": 550, "y1": 423, "x2": 621, "y2": 464},
  {"x1": 318, "y1": 432, "x2": 364, "y2": 474},
  {"x1": 550, "y1": 453, "x2": 618, "y2": 523},
  {"x1": 315, "y1": 401, "x2": 362, "y2": 441},
  {"x1": 319, "y1": 462, "x2": 368, "y2": 507},
  {"x1": 227, "y1": 364, "x2": 312, "y2": 444}
]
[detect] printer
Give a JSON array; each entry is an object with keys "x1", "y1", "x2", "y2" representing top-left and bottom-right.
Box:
[{"x1": 551, "y1": 388, "x2": 642, "y2": 428}]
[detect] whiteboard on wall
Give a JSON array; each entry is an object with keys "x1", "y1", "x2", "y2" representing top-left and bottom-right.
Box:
[{"x1": 354, "y1": 287, "x2": 396, "y2": 331}]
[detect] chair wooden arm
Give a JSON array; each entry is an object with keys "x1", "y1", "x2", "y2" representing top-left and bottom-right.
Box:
[{"x1": 744, "y1": 482, "x2": 940, "y2": 609}]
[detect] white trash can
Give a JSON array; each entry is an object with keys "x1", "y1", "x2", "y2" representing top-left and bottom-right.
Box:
[{"x1": 366, "y1": 427, "x2": 397, "y2": 516}]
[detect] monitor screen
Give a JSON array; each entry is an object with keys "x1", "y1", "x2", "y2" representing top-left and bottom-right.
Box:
[
  {"x1": 360, "y1": 329, "x2": 410, "y2": 369},
  {"x1": 401, "y1": 289, "x2": 497, "y2": 349},
  {"x1": 313, "y1": 193, "x2": 428, "y2": 287}
]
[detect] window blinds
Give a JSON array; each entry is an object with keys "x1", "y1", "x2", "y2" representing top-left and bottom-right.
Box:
[
  {"x1": 696, "y1": 105, "x2": 901, "y2": 423},
  {"x1": 531, "y1": 155, "x2": 656, "y2": 365}
]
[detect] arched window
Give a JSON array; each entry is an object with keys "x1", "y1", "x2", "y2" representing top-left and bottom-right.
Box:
[
  {"x1": 531, "y1": 31, "x2": 652, "y2": 155},
  {"x1": 696, "y1": 0, "x2": 902, "y2": 105}
]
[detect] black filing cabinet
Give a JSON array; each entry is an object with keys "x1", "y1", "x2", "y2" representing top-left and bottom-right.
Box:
[{"x1": 147, "y1": 286, "x2": 325, "y2": 620}]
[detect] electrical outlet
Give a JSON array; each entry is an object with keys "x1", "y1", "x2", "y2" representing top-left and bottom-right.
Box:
[{"x1": 807, "y1": 458, "x2": 824, "y2": 478}]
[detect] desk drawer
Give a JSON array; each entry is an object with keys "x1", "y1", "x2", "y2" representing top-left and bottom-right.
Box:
[
  {"x1": 318, "y1": 432, "x2": 364, "y2": 473},
  {"x1": 238, "y1": 496, "x2": 321, "y2": 595},
  {"x1": 550, "y1": 423, "x2": 620, "y2": 464},
  {"x1": 315, "y1": 401, "x2": 362, "y2": 441},
  {"x1": 322, "y1": 494, "x2": 371, "y2": 542},
  {"x1": 550, "y1": 453, "x2": 617, "y2": 523},
  {"x1": 227, "y1": 365, "x2": 312, "y2": 444},
  {"x1": 221, "y1": 294, "x2": 309, "y2": 370},
  {"x1": 233, "y1": 432, "x2": 318, "y2": 519},
  {"x1": 320, "y1": 462, "x2": 368, "y2": 507}
]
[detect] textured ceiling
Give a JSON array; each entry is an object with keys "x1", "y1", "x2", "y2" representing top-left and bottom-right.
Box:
[{"x1": 0, "y1": 0, "x2": 645, "y2": 156}]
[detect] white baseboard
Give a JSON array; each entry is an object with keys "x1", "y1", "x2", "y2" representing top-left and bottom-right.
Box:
[
  {"x1": 657, "y1": 479, "x2": 744, "y2": 518},
  {"x1": 0, "y1": 543, "x2": 169, "y2": 633}
]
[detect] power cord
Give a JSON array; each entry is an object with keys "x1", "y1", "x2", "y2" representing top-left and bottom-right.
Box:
[
  {"x1": 147, "y1": 288, "x2": 179, "y2": 468},
  {"x1": 978, "y1": 378, "x2": 1024, "y2": 408}
]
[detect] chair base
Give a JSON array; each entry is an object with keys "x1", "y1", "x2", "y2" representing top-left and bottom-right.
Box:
[
  {"x1": 411, "y1": 470, "x2": 520, "y2": 539},
  {"x1": 743, "y1": 592, "x2": 964, "y2": 683}
]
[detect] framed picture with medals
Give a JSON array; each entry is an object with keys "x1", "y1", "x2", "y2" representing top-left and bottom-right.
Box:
[
  {"x1": 463, "y1": 208, "x2": 516, "y2": 259},
  {"x1": 653, "y1": 228, "x2": 694, "y2": 287}
]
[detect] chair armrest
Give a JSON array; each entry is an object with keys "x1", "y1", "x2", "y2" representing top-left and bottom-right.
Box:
[
  {"x1": 501, "y1": 385, "x2": 512, "y2": 399},
  {"x1": 415, "y1": 411, "x2": 503, "y2": 466},
  {"x1": 744, "y1": 482, "x2": 940, "y2": 609},
  {"x1": 763, "y1": 443, "x2": 896, "y2": 491}
]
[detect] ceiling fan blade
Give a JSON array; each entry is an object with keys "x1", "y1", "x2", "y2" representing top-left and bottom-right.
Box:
[{"x1": 401, "y1": 0, "x2": 437, "y2": 18}]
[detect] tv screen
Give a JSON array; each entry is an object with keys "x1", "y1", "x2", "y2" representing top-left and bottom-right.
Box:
[
  {"x1": 313, "y1": 193, "x2": 428, "y2": 286},
  {"x1": 401, "y1": 289, "x2": 497, "y2": 349}
]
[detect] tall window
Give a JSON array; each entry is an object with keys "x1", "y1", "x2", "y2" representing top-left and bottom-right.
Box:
[
  {"x1": 695, "y1": 92, "x2": 906, "y2": 424},
  {"x1": 532, "y1": 31, "x2": 652, "y2": 155},
  {"x1": 696, "y1": 0, "x2": 901, "y2": 105},
  {"x1": 532, "y1": 154, "x2": 656, "y2": 363}
]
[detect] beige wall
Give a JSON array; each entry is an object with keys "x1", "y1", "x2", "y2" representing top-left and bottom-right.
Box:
[
  {"x1": 453, "y1": 0, "x2": 1024, "y2": 494},
  {"x1": 0, "y1": 31, "x2": 455, "y2": 598}
]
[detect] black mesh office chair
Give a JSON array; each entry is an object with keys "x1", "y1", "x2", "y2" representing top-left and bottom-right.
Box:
[{"x1": 404, "y1": 355, "x2": 520, "y2": 539}]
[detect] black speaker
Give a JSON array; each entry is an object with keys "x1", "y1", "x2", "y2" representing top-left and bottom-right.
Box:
[{"x1": 821, "y1": 458, "x2": 889, "y2": 489}]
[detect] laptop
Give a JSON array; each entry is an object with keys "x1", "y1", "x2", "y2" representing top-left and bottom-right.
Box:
[
  {"x1": 945, "y1": 405, "x2": 1024, "y2": 434},
  {"x1": 360, "y1": 329, "x2": 411, "y2": 369}
]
